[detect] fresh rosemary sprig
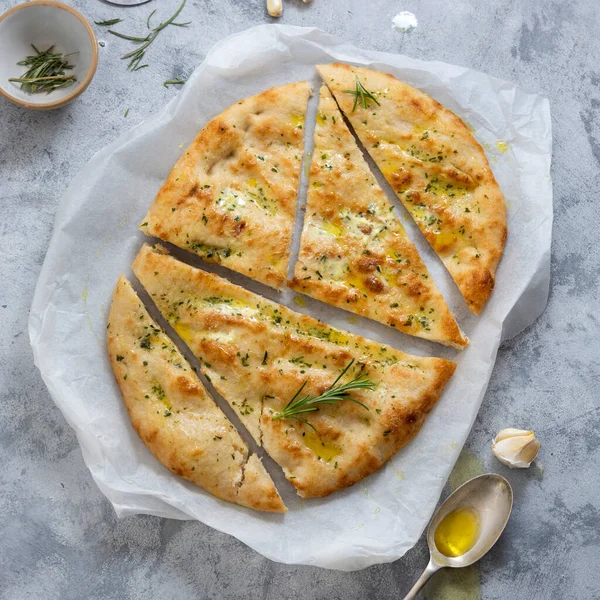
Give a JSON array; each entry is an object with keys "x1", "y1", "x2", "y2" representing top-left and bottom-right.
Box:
[
  {"x1": 342, "y1": 75, "x2": 381, "y2": 111},
  {"x1": 163, "y1": 78, "x2": 186, "y2": 87},
  {"x1": 94, "y1": 18, "x2": 122, "y2": 26},
  {"x1": 108, "y1": 0, "x2": 191, "y2": 71},
  {"x1": 272, "y1": 359, "x2": 374, "y2": 431},
  {"x1": 8, "y1": 45, "x2": 77, "y2": 94}
]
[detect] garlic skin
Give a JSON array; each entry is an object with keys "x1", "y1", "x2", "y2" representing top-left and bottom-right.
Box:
[
  {"x1": 392, "y1": 11, "x2": 418, "y2": 33},
  {"x1": 492, "y1": 428, "x2": 541, "y2": 468}
]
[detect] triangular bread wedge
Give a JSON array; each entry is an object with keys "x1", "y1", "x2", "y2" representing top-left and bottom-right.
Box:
[
  {"x1": 107, "y1": 276, "x2": 286, "y2": 512},
  {"x1": 140, "y1": 81, "x2": 311, "y2": 289},
  {"x1": 289, "y1": 86, "x2": 467, "y2": 348},
  {"x1": 317, "y1": 64, "x2": 507, "y2": 314},
  {"x1": 133, "y1": 244, "x2": 456, "y2": 499}
]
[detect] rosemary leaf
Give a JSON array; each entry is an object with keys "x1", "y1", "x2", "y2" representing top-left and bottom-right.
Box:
[
  {"x1": 164, "y1": 78, "x2": 186, "y2": 87},
  {"x1": 124, "y1": 108, "x2": 130, "y2": 118},
  {"x1": 108, "y1": 30, "x2": 150, "y2": 43},
  {"x1": 9, "y1": 75, "x2": 76, "y2": 82},
  {"x1": 342, "y1": 76, "x2": 381, "y2": 111},
  {"x1": 146, "y1": 9, "x2": 156, "y2": 29},
  {"x1": 94, "y1": 18, "x2": 122, "y2": 26},
  {"x1": 155, "y1": 0, "x2": 187, "y2": 31},
  {"x1": 272, "y1": 359, "x2": 374, "y2": 430}
]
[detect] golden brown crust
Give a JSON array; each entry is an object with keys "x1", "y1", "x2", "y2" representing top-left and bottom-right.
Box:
[
  {"x1": 140, "y1": 81, "x2": 311, "y2": 289},
  {"x1": 317, "y1": 64, "x2": 507, "y2": 314},
  {"x1": 106, "y1": 275, "x2": 286, "y2": 513},
  {"x1": 289, "y1": 86, "x2": 467, "y2": 348},
  {"x1": 133, "y1": 244, "x2": 457, "y2": 499}
]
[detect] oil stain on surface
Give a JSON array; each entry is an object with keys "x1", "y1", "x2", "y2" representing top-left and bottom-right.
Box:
[
  {"x1": 293, "y1": 295, "x2": 307, "y2": 308},
  {"x1": 496, "y1": 140, "x2": 509, "y2": 153},
  {"x1": 449, "y1": 448, "x2": 485, "y2": 492},
  {"x1": 422, "y1": 565, "x2": 481, "y2": 600},
  {"x1": 423, "y1": 448, "x2": 485, "y2": 600}
]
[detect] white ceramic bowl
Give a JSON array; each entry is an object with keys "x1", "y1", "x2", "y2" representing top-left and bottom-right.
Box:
[{"x1": 0, "y1": 1, "x2": 98, "y2": 110}]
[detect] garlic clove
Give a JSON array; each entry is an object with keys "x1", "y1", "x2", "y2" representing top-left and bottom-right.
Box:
[
  {"x1": 494, "y1": 427, "x2": 530, "y2": 442},
  {"x1": 267, "y1": 0, "x2": 283, "y2": 17},
  {"x1": 492, "y1": 428, "x2": 541, "y2": 469}
]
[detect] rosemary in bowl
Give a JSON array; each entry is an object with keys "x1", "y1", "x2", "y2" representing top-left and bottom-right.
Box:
[{"x1": 9, "y1": 44, "x2": 77, "y2": 94}]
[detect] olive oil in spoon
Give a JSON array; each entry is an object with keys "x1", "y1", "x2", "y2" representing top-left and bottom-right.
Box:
[{"x1": 403, "y1": 474, "x2": 513, "y2": 600}]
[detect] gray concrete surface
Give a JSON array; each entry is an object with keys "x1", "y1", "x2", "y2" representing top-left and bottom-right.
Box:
[{"x1": 1, "y1": 0, "x2": 599, "y2": 598}]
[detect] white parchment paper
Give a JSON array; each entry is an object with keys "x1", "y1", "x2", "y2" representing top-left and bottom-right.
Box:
[{"x1": 29, "y1": 25, "x2": 553, "y2": 570}]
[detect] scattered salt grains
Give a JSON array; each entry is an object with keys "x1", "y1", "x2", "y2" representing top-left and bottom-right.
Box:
[{"x1": 392, "y1": 11, "x2": 418, "y2": 33}]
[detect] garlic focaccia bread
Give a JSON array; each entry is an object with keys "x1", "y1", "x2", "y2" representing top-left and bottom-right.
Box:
[
  {"x1": 133, "y1": 244, "x2": 456, "y2": 499},
  {"x1": 140, "y1": 81, "x2": 311, "y2": 289},
  {"x1": 289, "y1": 86, "x2": 467, "y2": 348},
  {"x1": 107, "y1": 276, "x2": 286, "y2": 513},
  {"x1": 317, "y1": 64, "x2": 507, "y2": 314}
]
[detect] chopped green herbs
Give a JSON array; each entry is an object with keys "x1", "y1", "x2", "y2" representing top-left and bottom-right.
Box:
[
  {"x1": 140, "y1": 334, "x2": 153, "y2": 349},
  {"x1": 152, "y1": 384, "x2": 166, "y2": 400}
]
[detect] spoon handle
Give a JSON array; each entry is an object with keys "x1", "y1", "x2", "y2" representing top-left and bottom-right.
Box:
[{"x1": 402, "y1": 559, "x2": 441, "y2": 600}]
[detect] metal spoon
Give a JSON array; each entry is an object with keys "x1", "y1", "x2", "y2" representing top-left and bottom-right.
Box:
[{"x1": 403, "y1": 473, "x2": 513, "y2": 600}]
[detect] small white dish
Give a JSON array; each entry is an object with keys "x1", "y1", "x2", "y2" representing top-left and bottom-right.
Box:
[{"x1": 0, "y1": 0, "x2": 98, "y2": 110}]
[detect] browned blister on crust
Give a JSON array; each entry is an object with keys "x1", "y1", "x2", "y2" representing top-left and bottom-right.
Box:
[
  {"x1": 107, "y1": 276, "x2": 286, "y2": 512},
  {"x1": 133, "y1": 244, "x2": 456, "y2": 499},
  {"x1": 317, "y1": 64, "x2": 507, "y2": 314},
  {"x1": 289, "y1": 86, "x2": 467, "y2": 348},
  {"x1": 140, "y1": 81, "x2": 311, "y2": 289}
]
